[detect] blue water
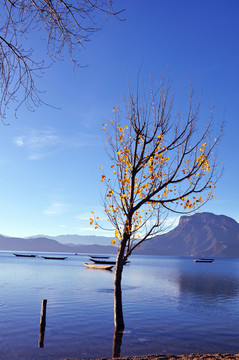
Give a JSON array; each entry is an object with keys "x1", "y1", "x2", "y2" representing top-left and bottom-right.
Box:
[{"x1": 0, "y1": 252, "x2": 239, "y2": 359}]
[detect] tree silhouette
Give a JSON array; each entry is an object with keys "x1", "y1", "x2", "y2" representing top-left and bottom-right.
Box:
[
  {"x1": 90, "y1": 77, "x2": 223, "y2": 334},
  {"x1": 0, "y1": 0, "x2": 123, "y2": 120}
]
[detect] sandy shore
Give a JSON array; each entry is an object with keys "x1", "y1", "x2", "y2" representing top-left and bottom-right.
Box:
[{"x1": 65, "y1": 354, "x2": 239, "y2": 360}]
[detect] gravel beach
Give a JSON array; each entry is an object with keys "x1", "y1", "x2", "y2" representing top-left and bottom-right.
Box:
[{"x1": 65, "y1": 354, "x2": 239, "y2": 360}]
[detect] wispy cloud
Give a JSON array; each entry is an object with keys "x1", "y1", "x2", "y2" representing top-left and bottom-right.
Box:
[
  {"x1": 75, "y1": 226, "x2": 113, "y2": 238},
  {"x1": 13, "y1": 128, "x2": 100, "y2": 160},
  {"x1": 43, "y1": 202, "x2": 67, "y2": 216},
  {"x1": 14, "y1": 131, "x2": 59, "y2": 149},
  {"x1": 75, "y1": 212, "x2": 93, "y2": 221},
  {"x1": 14, "y1": 136, "x2": 25, "y2": 147},
  {"x1": 29, "y1": 153, "x2": 48, "y2": 160},
  {"x1": 75, "y1": 210, "x2": 109, "y2": 223}
]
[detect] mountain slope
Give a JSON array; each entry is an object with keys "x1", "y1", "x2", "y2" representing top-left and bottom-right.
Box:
[
  {"x1": 46, "y1": 234, "x2": 114, "y2": 245},
  {"x1": 0, "y1": 235, "x2": 117, "y2": 254},
  {"x1": 136, "y1": 212, "x2": 239, "y2": 257}
]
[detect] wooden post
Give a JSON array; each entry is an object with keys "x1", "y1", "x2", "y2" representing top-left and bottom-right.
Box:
[{"x1": 38, "y1": 299, "x2": 47, "y2": 348}]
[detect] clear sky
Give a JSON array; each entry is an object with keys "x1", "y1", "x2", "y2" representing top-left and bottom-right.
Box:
[{"x1": 0, "y1": 0, "x2": 238, "y2": 239}]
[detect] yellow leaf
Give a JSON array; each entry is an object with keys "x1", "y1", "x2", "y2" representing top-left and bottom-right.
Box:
[{"x1": 111, "y1": 239, "x2": 115, "y2": 245}]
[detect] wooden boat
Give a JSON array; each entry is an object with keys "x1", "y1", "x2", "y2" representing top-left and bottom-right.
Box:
[
  {"x1": 90, "y1": 258, "x2": 116, "y2": 265},
  {"x1": 90, "y1": 258, "x2": 130, "y2": 265},
  {"x1": 84, "y1": 263, "x2": 114, "y2": 270},
  {"x1": 13, "y1": 253, "x2": 37, "y2": 258},
  {"x1": 89, "y1": 255, "x2": 110, "y2": 259},
  {"x1": 194, "y1": 258, "x2": 215, "y2": 263},
  {"x1": 41, "y1": 256, "x2": 67, "y2": 260}
]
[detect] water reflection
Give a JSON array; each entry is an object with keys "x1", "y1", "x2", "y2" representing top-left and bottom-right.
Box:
[
  {"x1": 115, "y1": 258, "x2": 239, "y2": 357},
  {"x1": 1, "y1": 253, "x2": 239, "y2": 359},
  {"x1": 178, "y1": 273, "x2": 239, "y2": 300}
]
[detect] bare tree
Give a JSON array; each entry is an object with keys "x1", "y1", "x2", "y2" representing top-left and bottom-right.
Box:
[
  {"x1": 0, "y1": 0, "x2": 123, "y2": 120},
  {"x1": 91, "y1": 77, "x2": 223, "y2": 337}
]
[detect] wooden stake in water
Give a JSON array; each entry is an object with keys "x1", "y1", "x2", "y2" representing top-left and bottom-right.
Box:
[{"x1": 39, "y1": 299, "x2": 47, "y2": 348}]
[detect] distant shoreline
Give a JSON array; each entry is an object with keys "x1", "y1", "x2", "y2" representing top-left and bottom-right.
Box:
[{"x1": 65, "y1": 354, "x2": 239, "y2": 360}]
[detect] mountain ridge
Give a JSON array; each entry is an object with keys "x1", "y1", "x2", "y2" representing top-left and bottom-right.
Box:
[
  {"x1": 0, "y1": 212, "x2": 238, "y2": 257},
  {"x1": 0, "y1": 234, "x2": 117, "y2": 254},
  {"x1": 25, "y1": 234, "x2": 114, "y2": 246},
  {"x1": 135, "y1": 212, "x2": 239, "y2": 257}
]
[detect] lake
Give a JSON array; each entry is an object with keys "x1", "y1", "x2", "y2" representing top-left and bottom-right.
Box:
[{"x1": 0, "y1": 251, "x2": 239, "y2": 359}]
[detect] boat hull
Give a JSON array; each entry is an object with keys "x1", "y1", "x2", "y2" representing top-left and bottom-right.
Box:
[
  {"x1": 41, "y1": 256, "x2": 67, "y2": 260},
  {"x1": 84, "y1": 263, "x2": 113, "y2": 270},
  {"x1": 90, "y1": 259, "x2": 116, "y2": 265},
  {"x1": 13, "y1": 253, "x2": 37, "y2": 258}
]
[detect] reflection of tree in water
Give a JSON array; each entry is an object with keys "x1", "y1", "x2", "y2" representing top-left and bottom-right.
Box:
[
  {"x1": 111, "y1": 271, "x2": 239, "y2": 357},
  {"x1": 178, "y1": 273, "x2": 239, "y2": 300}
]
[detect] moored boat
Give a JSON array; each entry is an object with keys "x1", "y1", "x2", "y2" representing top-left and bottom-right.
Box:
[
  {"x1": 90, "y1": 259, "x2": 116, "y2": 265},
  {"x1": 89, "y1": 255, "x2": 110, "y2": 259},
  {"x1": 13, "y1": 253, "x2": 37, "y2": 258},
  {"x1": 41, "y1": 256, "x2": 67, "y2": 260},
  {"x1": 84, "y1": 263, "x2": 114, "y2": 270},
  {"x1": 90, "y1": 258, "x2": 130, "y2": 265},
  {"x1": 194, "y1": 258, "x2": 215, "y2": 263}
]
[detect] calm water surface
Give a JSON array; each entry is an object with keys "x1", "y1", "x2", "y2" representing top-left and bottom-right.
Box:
[{"x1": 0, "y1": 252, "x2": 238, "y2": 359}]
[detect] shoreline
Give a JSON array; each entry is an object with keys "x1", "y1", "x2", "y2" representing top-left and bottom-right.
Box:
[{"x1": 65, "y1": 354, "x2": 239, "y2": 360}]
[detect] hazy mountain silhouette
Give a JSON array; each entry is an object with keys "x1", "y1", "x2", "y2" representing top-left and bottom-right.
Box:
[
  {"x1": 45, "y1": 234, "x2": 114, "y2": 245},
  {"x1": 0, "y1": 212, "x2": 238, "y2": 257},
  {"x1": 135, "y1": 212, "x2": 239, "y2": 257},
  {"x1": 0, "y1": 235, "x2": 117, "y2": 254}
]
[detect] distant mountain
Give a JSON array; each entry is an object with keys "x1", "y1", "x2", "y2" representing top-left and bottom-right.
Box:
[
  {"x1": 45, "y1": 234, "x2": 114, "y2": 246},
  {"x1": 1, "y1": 212, "x2": 238, "y2": 257},
  {"x1": 0, "y1": 235, "x2": 117, "y2": 254},
  {"x1": 135, "y1": 212, "x2": 239, "y2": 257}
]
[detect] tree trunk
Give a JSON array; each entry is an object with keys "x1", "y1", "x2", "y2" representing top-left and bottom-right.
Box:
[
  {"x1": 114, "y1": 240, "x2": 126, "y2": 332},
  {"x1": 112, "y1": 327, "x2": 123, "y2": 357}
]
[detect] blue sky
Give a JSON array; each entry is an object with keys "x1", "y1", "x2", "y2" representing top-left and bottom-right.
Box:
[{"x1": 0, "y1": 0, "x2": 238, "y2": 238}]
